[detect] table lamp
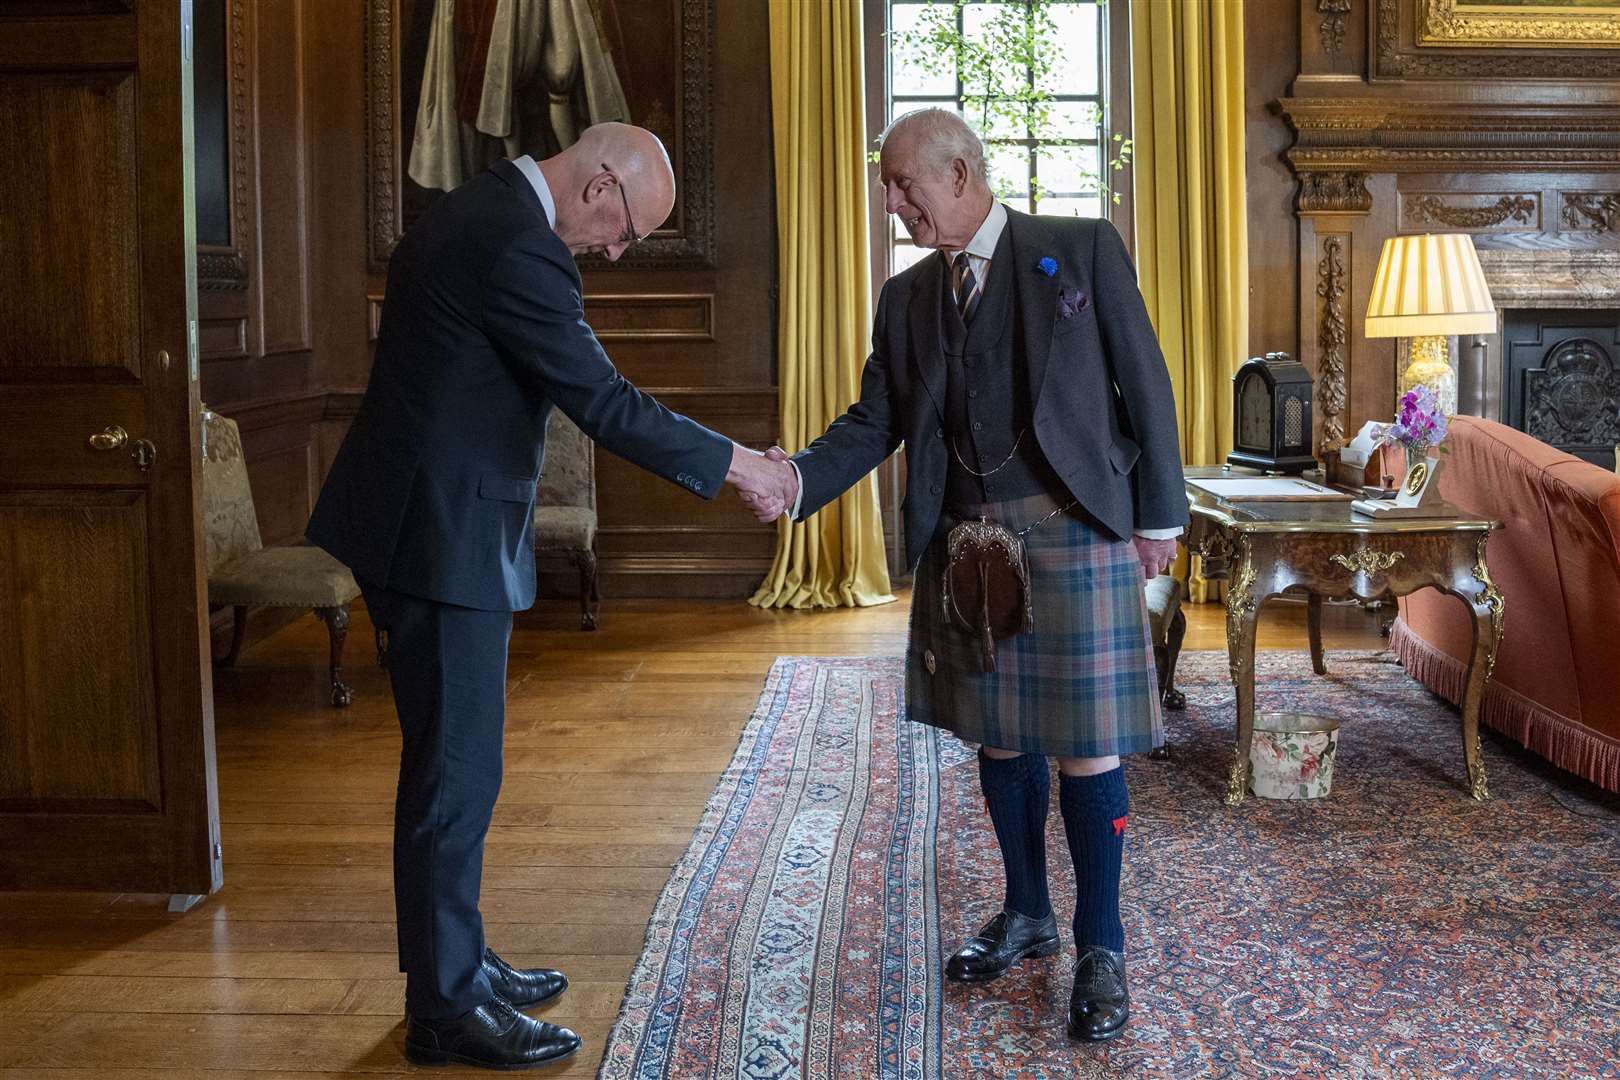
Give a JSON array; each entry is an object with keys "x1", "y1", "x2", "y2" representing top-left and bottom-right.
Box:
[{"x1": 1364, "y1": 233, "x2": 1496, "y2": 416}]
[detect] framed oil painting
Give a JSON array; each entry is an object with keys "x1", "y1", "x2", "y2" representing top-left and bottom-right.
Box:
[
  {"x1": 1418, "y1": 0, "x2": 1620, "y2": 48},
  {"x1": 365, "y1": 0, "x2": 715, "y2": 271}
]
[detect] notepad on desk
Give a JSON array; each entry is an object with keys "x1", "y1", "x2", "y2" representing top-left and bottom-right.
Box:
[{"x1": 1186, "y1": 477, "x2": 1353, "y2": 502}]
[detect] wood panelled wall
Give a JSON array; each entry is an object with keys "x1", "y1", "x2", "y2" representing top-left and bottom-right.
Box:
[
  {"x1": 1242, "y1": 0, "x2": 1620, "y2": 456},
  {"x1": 196, "y1": 0, "x2": 779, "y2": 608}
]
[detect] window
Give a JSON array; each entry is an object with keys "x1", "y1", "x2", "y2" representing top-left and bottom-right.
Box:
[{"x1": 882, "y1": 0, "x2": 1115, "y2": 274}]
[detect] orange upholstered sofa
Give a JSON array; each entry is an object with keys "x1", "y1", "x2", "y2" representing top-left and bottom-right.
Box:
[{"x1": 1390, "y1": 415, "x2": 1620, "y2": 792}]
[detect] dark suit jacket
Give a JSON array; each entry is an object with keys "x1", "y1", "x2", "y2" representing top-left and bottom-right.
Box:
[
  {"x1": 793, "y1": 210, "x2": 1187, "y2": 569},
  {"x1": 307, "y1": 159, "x2": 732, "y2": 611}
]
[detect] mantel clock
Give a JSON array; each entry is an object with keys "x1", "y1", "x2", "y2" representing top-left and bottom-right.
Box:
[{"x1": 1227, "y1": 352, "x2": 1317, "y2": 475}]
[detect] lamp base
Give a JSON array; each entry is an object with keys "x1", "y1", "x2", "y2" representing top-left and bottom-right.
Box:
[{"x1": 1399, "y1": 335, "x2": 1457, "y2": 416}]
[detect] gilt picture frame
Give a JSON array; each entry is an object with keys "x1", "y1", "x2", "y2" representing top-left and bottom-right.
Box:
[
  {"x1": 364, "y1": 0, "x2": 716, "y2": 273},
  {"x1": 1417, "y1": 0, "x2": 1620, "y2": 49}
]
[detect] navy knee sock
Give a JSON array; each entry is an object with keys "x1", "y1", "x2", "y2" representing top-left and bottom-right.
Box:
[
  {"x1": 977, "y1": 750, "x2": 1052, "y2": 921},
  {"x1": 1059, "y1": 766, "x2": 1128, "y2": 952}
]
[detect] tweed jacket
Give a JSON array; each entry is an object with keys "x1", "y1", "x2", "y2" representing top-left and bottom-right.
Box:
[{"x1": 792, "y1": 209, "x2": 1187, "y2": 568}]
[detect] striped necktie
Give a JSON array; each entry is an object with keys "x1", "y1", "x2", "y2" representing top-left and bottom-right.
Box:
[{"x1": 952, "y1": 251, "x2": 978, "y2": 323}]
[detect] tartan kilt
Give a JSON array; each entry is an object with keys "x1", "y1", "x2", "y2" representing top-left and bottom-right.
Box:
[{"x1": 906, "y1": 491, "x2": 1165, "y2": 759}]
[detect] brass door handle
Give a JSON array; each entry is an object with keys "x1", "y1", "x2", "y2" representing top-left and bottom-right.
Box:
[{"x1": 88, "y1": 425, "x2": 129, "y2": 451}]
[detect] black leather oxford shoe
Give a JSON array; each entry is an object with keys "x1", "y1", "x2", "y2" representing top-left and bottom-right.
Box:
[
  {"x1": 945, "y1": 908, "x2": 1061, "y2": 984},
  {"x1": 403, "y1": 996, "x2": 581, "y2": 1069},
  {"x1": 1067, "y1": 945, "x2": 1129, "y2": 1042},
  {"x1": 482, "y1": 947, "x2": 569, "y2": 1009}
]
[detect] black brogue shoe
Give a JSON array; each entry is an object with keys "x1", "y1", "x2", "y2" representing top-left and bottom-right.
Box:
[{"x1": 945, "y1": 908, "x2": 1061, "y2": 984}]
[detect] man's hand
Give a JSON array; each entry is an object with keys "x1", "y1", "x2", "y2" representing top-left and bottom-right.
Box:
[
  {"x1": 727, "y1": 443, "x2": 799, "y2": 523},
  {"x1": 1131, "y1": 535, "x2": 1177, "y2": 580}
]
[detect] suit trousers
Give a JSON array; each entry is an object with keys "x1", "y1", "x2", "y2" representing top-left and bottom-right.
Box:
[{"x1": 360, "y1": 579, "x2": 513, "y2": 1019}]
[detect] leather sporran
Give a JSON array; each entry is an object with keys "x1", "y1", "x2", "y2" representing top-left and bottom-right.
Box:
[{"x1": 942, "y1": 517, "x2": 1035, "y2": 673}]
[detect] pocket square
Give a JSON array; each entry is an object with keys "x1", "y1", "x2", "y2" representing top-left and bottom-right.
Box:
[{"x1": 1057, "y1": 288, "x2": 1089, "y2": 320}]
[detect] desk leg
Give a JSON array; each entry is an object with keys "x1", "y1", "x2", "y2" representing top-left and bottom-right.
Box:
[
  {"x1": 1457, "y1": 535, "x2": 1505, "y2": 802},
  {"x1": 1224, "y1": 545, "x2": 1260, "y2": 806},
  {"x1": 1307, "y1": 594, "x2": 1326, "y2": 676}
]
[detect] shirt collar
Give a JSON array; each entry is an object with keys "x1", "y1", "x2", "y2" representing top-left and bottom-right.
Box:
[
  {"x1": 941, "y1": 200, "x2": 1008, "y2": 265},
  {"x1": 511, "y1": 155, "x2": 558, "y2": 229}
]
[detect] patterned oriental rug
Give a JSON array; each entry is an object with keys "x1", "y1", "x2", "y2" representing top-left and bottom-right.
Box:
[{"x1": 597, "y1": 652, "x2": 1620, "y2": 1080}]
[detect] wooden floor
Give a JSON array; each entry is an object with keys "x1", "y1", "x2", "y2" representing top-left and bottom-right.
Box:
[{"x1": 0, "y1": 589, "x2": 1385, "y2": 1077}]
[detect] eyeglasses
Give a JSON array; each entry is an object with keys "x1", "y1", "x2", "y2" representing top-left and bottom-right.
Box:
[{"x1": 603, "y1": 162, "x2": 640, "y2": 247}]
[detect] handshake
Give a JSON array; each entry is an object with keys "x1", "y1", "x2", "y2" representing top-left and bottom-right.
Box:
[{"x1": 727, "y1": 443, "x2": 799, "y2": 524}]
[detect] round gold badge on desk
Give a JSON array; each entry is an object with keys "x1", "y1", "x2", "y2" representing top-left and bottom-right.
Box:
[{"x1": 1404, "y1": 460, "x2": 1428, "y2": 497}]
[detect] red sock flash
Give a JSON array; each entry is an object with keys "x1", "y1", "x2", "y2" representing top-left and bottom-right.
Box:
[{"x1": 1112, "y1": 815, "x2": 1128, "y2": 836}]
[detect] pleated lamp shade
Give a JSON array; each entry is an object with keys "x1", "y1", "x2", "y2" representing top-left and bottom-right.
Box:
[{"x1": 1364, "y1": 233, "x2": 1496, "y2": 339}]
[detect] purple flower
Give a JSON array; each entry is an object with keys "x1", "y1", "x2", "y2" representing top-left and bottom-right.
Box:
[
  {"x1": 1373, "y1": 387, "x2": 1449, "y2": 456},
  {"x1": 1037, "y1": 256, "x2": 1058, "y2": 277},
  {"x1": 1057, "y1": 287, "x2": 1088, "y2": 320}
]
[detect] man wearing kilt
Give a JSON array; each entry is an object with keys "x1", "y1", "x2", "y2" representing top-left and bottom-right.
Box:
[{"x1": 773, "y1": 108, "x2": 1185, "y2": 1042}]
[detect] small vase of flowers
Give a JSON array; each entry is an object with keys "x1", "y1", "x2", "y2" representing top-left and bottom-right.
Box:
[{"x1": 1374, "y1": 385, "x2": 1450, "y2": 476}]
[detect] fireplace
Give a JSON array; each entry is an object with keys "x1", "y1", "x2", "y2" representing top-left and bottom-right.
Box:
[
  {"x1": 1501, "y1": 310, "x2": 1620, "y2": 468},
  {"x1": 1466, "y1": 250, "x2": 1620, "y2": 471}
]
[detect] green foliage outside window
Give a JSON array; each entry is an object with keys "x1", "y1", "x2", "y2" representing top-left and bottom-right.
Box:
[{"x1": 887, "y1": 0, "x2": 1131, "y2": 208}]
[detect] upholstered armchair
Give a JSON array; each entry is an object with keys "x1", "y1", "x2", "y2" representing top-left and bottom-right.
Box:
[
  {"x1": 201, "y1": 407, "x2": 361, "y2": 706},
  {"x1": 535, "y1": 409, "x2": 601, "y2": 630}
]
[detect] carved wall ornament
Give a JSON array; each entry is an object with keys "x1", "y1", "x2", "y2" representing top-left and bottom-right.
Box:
[
  {"x1": 1316, "y1": 236, "x2": 1349, "y2": 450},
  {"x1": 1330, "y1": 550, "x2": 1405, "y2": 574},
  {"x1": 1562, "y1": 193, "x2": 1620, "y2": 234},
  {"x1": 1524, "y1": 338, "x2": 1620, "y2": 450},
  {"x1": 1317, "y1": 0, "x2": 1351, "y2": 56},
  {"x1": 1403, "y1": 194, "x2": 1536, "y2": 230},
  {"x1": 1377, "y1": 0, "x2": 1620, "y2": 80},
  {"x1": 1297, "y1": 172, "x2": 1371, "y2": 214},
  {"x1": 198, "y1": 250, "x2": 248, "y2": 292}
]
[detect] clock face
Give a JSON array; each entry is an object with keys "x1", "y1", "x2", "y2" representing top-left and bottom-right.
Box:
[{"x1": 1237, "y1": 375, "x2": 1273, "y2": 450}]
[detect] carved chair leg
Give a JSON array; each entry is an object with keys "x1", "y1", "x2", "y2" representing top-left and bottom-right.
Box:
[
  {"x1": 1162, "y1": 605, "x2": 1188, "y2": 711},
  {"x1": 1148, "y1": 640, "x2": 1173, "y2": 763},
  {"x1": 1148, "y1": 604, "x2": 1187, "y2": 762},
  {"x1": 315, "y1": 605, "x2": 354, "y2": 708},
  {"x1": 579, "y1": 547, "x2": 600, "y2": 631},
  {"x1": 222, "y1": 606, "x2": 249, "y2": 667}
]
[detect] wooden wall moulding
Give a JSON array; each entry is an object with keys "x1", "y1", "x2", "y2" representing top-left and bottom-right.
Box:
[
  {"x1": 1315, "y1": 235, "x2": 1350, "y2": 451},
  {"x1": 1562, "y1": 193, "x2": 1620, "y2": 234},
  {"x1": 1376, "y1": 0, "x2": 1620, "y2": 79},
  {"x1": 194, "y1": 0, "x2": 255, "y2": 294},
  {"x1": 1297, "y1": 171, "x2": 1372, "y2": 215},
  {"x1": 365, "y1": 0, "x2": 717, "y2": 272},
  {"x1": 1401, "y1": 193, "x2": 1538, "y2": 231},
  {"x1": 1280, "y1": 97, "x2": 1620, "y2": 173},
  {"x1": 585, "y1": 293, "x2": 714, "y2": 341}
]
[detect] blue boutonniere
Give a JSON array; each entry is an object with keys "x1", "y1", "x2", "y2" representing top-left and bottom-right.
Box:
[{"x1": 1037, "y1": 256, "x2": 1058, "y2": 277}]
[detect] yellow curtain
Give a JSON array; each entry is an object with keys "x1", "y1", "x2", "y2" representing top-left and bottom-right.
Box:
[
  {"x1": 1130, "y1": 0, "x2": 1249, "y2": 602},
  {"x1": 751, "y1": 0, "x2": 895, "y2": 610}
]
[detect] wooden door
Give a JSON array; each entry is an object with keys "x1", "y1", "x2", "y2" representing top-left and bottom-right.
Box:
[{"x1": 0, "y1": 0, "x2": 222, "y2": 898}]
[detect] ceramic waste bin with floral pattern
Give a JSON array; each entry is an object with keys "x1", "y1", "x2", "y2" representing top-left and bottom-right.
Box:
[{"x1": 1249, "y1": 712, "x2": 1340, "y2": 799}]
